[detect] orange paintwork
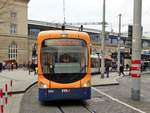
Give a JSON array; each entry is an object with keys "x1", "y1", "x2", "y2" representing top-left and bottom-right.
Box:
[{"x1": 37, "y1": 30, "x2": 91, "y2": 88}]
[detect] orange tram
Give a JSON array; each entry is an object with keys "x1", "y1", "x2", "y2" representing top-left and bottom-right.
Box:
[{"x1": 37, "y1": 30, "x2": 91, "y2": 101}]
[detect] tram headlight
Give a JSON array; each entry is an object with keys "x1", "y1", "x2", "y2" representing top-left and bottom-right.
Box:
[
  {"x1": 82, "y1": 81, "x2": 91, "y2": 87},
  {"x1": 39, "y1": 82, "x2": 47, "y2": 88}
]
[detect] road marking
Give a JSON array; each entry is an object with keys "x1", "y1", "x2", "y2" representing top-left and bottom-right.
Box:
[{"x1": 92, "y1": 87, "x2": 146, "y2": 113}]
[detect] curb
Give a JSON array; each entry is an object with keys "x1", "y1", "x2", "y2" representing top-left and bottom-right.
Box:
[
  {"x1": 5, "y1": 81, "x2": 38, "y2": 95},
  {"x1": 92, "y1": 82, "x2": 119, "y2": 87},
  {"x1": 3, "y1": 74, "x2": 122, "y2": 95},
  {"x1": 142, "y1": 72, "x2": 150, "y2": 74}
]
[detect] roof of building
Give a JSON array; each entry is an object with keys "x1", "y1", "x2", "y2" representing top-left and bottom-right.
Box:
[
  {"x1": 28, "y1": 20, "x2": 150, "y2": 40},
  {"x1": 28, "y1": 20, "x2": 101, "y2": 33}
]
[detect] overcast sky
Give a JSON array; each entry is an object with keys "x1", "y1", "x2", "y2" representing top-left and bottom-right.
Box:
[{"x1": 28, "y1": 0, "x2": 150, "y2": 35}]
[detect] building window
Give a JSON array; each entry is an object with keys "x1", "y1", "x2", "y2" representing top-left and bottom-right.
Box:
[
  {"x1": 32, "y1": 43, "x2": 37, "y2": 57},
  {"x1": 10, "y1": 12, "x2": 17, "y2": 20},
  {"x1": 29, "y1": 28, "x2": 40, "y2": 37},
  {"x1": 105, "y1": 37, "x2": 111, "y2": 44},
  {"x1": 142, "y1": 41, "x2": 149, "y2": 48},
  {"x1": 10, "y1": 24, "x2": 17, "y2": 34},
  {"x1": 90, "y1": 34, "x2": 100, "y2": 43},
  {"x1": 111, "y1": 38, "x2": 118, "y2": 45},
  {"x1": 119, "y1": 39, "x2": 124, "y2": 45},
  {"x1": 8, "y1": 43, "x2": 17, "y2": 60}
]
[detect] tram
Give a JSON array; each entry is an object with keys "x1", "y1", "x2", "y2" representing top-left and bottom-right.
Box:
[
  {"x1": 91, "y1": 54, "x2": 112, "y2": 73},
  {"x1": 37, "y1": 30, "x2": 91, "y2": 101}
]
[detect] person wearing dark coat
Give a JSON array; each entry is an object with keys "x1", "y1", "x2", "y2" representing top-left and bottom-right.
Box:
[
  {"x1": 105, "y1": 65, "x2": 110, "y2": 78},
  {"x1": 119, "y1": 65, "x2": 125, "y2": 76}
]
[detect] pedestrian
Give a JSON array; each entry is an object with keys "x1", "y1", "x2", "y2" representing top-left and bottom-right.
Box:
[
  {"x1": 126, "y1": 64, "x2": 129, "y2": 70},
  {"x1": 31, "y1": 62, "x2": 35, "y2": 75},
  {"x1": 2, "y1": 62, "x2": 5, "y2": 70},
  {"x1": 28, "y1": 61, "x2": 31, "y2": 75},
  {"x1": 11, "y1": 63, "x2": 13, "y2": 71},
  {"x1": 34, "y1": 66, "x2": 38, "y2": 75},
  {"x1": 105, "y1": 64, "x2": 109, "y2": 78},
  {"x1": 0, "y1": 63, "x2": 2, "y2": 72},
  {"x1": 119, "y1": 64, "x2": 125, "y2": 76}
]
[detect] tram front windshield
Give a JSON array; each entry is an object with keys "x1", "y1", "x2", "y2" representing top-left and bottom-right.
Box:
[{"x1": 40, "y1": 38, "x2": 88, "y2": 83}]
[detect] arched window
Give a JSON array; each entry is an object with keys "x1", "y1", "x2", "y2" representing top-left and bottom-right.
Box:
[{"x1": 8, "y1": 43, "x2": 17, "y2": 60}]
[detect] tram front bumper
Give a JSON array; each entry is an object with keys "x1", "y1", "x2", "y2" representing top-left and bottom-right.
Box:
[{"x1": 38, "y1": 87, "x2": 91, "y2": 101}]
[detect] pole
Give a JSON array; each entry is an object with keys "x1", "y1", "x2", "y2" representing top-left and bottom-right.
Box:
[
  {"x1": 96, "y1": 53, "x2": 100, "y2": 73},
  {"x1": 101, "y1": 0, "x2": 105, "y2": 78},
  {"x1": 117, "y1": 14, "x2": 122, "y2": 74},
  {"x1": 131, "y1": 0, "x2": 142, "y2": 101},
  {"x1": 63, "y1": 0, "x2": 66, "y2": 24},
  {"x1": 28, "y1": 36, "x2": 30, "y2": 63}
]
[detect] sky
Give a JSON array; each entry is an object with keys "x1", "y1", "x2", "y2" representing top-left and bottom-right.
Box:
[{"x1": 28, "y1": 0, "x2": 150, "y2": 35}]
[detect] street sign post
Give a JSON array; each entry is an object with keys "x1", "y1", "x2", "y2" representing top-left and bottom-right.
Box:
[{"x1": 125, "y1": 25, "x2": 133, "y2": 48}]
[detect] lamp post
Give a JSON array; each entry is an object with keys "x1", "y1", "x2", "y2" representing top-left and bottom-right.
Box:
[
  {"x1": 101, "y1": 0, "x2": 106, "y2": 78},
  {"x1": 131, "y1": 0, "x2": 142, "y2": 101},
  {"x1": 117, "y1": 14, "x2": 122, "y2": 74}
]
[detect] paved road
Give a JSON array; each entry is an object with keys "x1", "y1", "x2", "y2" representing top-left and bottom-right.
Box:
[
  {"x1": 20, "y1": 83, "x2": 143, "y2": 113},
  {"x1": 19, "y1": 73, "x2": 150, "y2": 113},
  {"x1": 96, "y1": 73, "x2": 150, "y2": 113}
]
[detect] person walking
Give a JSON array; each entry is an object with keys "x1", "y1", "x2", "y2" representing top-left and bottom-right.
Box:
[
  {"x1": 119, "y1": 64, "x2": 125, "y2": 76},
  {"x1": 34, "y1": 65, "x2": 38, "y2": 75},
  {"x1": 28, "y1": 61, "x2": 31, "y2": 75},
  {"x1": 126, "y1": 64, "x2": 129, "y2": 70},
  {"x1": 105, "y1": 64, "x2": 110, "y2": 78}
]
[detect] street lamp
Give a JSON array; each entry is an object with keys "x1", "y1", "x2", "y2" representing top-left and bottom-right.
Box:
[
  {"x1": 117, "y1": 14, "x2": 122, "y2": 74},
  {"x1": 101, "y1": 0, "x2": 106, "y2": 78}
]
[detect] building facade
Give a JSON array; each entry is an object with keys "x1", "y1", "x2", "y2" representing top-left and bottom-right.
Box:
[
  {"x1": 0, "y1": 0, "x2": 149, "y2": 66},
  {"x1": 0, "y1": 0, "x2": 29, "y2": 64}
]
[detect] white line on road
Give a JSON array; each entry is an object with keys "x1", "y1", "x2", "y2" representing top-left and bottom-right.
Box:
[{"x1": 92, "y1": 87, "x2": 146, "y2": 113}]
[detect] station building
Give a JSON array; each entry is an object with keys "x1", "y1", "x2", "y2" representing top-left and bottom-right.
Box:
[
  {"x1": 0, "y1": 0, "x2": 29, "y2": 65},
  {"x1": 0, "y1": 0, "x2": 150, "y2": 66}
]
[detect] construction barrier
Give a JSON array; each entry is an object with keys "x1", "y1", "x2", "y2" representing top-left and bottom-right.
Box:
[
  {"x1": 10, "y1": 80, "x2": 12, "y2": 97},
  {"x1": 4, "y1": 84, "x2": 8, "y2": 105},
  {"x1": 0, "y1": 89, "x2": 4, "y2": 113}
]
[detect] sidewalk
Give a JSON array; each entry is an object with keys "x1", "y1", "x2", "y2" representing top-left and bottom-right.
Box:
[
  {"x1": 91, "y1": 72, "x2": 120, "y2": 86},
  {"x1": 0, "y1": 69, "x2": 122, "y2": 94},
  {"x1": 0, "y1": 69, "x2": 37, "y2": 113},
  {"x1": 91, "y1": 70, "x2": 150, "y2": 87},
  {"x1": 0, "y1": 69, "x2": 37, "y2": 94}
]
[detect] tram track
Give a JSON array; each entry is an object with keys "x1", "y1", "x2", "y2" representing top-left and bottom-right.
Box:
[
  {"x1": 57, "y1": 105, "x2": 66, "y2": 113},
  {"x1": 56, "y1": 101, "x2": 97, "y2": 113},
  {"x1": 20, "y1": 83, "x2": 145, "y2": 113},
  {"x1": 82, "y1": 102, "x2": 97, "y2": 113},
  {"x1": 20, "y1": 83, "x2": 99, "y2": 113}
]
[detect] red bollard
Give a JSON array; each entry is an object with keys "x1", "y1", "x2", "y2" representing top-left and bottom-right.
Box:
[
  {"x1": 0, "y1": 89, "x2": 4, "y2": 113},
  {"x1": 10, "y1": 80, "x2": 12, "y2": 97},
  {"x1": 4, "y1": 84, "x2": 8, "y2": 105}
]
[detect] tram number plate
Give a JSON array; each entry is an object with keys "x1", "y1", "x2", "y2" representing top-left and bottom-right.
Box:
[
  {"x1": 48, "y1": 90, "x2": 54, "y2": 93},
  {"x1": 62, "y1": 89, "x2": 71, "y2": 93}
]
